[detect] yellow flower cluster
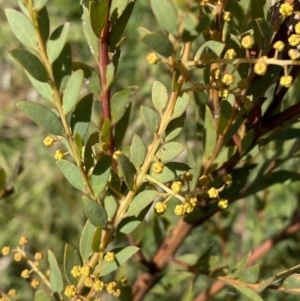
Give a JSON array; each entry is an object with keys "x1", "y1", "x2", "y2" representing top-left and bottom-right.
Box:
[
  {"x1": 273, "y1": 41, "x2": 285, "y2": 52},
  {"x1": 224, "y1": 48, "x2": 236, "y2": 59},
  {"x1": 147, "y1": 52, "x2": 159, "y2": 65},
  {"x1": 280, "y1": 75, "x2": 293, "y2": 88},
  {"x1": 279, "y1": 3, "x2": 293, "y2": 17},
  {"x1": 155, "y1": 201, "x2": 167, "y2": 214},
  {"x1": 64, "y1": 285, "x2": 77, "y2": 298},
  {"x1": 288, "y1": 34, "x2": 300, "y2": 47},
  {"x1": 171, "y1": 181, "x2": 183, "y2": 193},
  {"x1": 241, "y1": 35, "x2": 254, "y2": 49},
  {"x1": 94, "y1": 280, "x2": 105, "y2": 291},
  {"x1": 254, "y1": 61, "x2": 267, "y2": 76},
  {"x1": 43, "y1": 136, "x2": 55, "y2": 147},
  {"x1": 152, "y1": 161, "x2": 164, "y2": 174},
  {"x1": 223, "y1": 11, "x2": 232, "y2": 22},
  {"x1": 222, "y1": 74, "x2": 235, "y2": 86},
  {"x1": 1, "y1": 246, "x2": 10, "y2": 255},
  {"x1": 54, "y1": 150, "x2": 64, "y2": 160},
  {"x1": 104, "y1": 251, "x2": 115, "y2": 263}
]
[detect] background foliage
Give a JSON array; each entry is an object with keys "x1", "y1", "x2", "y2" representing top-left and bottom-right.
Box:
[{"x1": 1, "y1": 0, "x2": 300, "y2": 300}]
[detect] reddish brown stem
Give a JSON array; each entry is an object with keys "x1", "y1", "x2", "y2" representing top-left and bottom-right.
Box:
[{"x1": 98, "y1": 0, "x2": 114, "y2": 155}]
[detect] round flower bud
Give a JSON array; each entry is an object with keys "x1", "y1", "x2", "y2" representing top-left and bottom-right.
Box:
[
  {"x1": 218, "y1": 199, "x2": 228, "y2": 209},
  {"x1": 154, "y1": 201, "x2": 167, "y2": 214},
  {"x1": 223, "y1": 11, "x2": 232, "y2": 21},
  {"x1": 94, "y1": 280, "x2": 105, "y2": 291},
  {"x1": 54, "y1": 150, "x2": 64, "y2": 160},
  {"x1": 152, "y1": 162, "x2": 164, "y2": 174},
  {"x1": 237, "y1": 79, "x2": 249, "y2": 90},
  {"x1": 279, "y1": 3, "x2": 293, "y2": 17},
  {"x1": 43, "y1": 136, "x2": 55, "y2": 147},
  {"x1": 199, "y1": 175, "x2": 209, "y2": 186},
  {"x1": 105, "y1": 251, "x2": 115, "y2": 263},
  {"x1": 81, "y1": 265, "x2": 91, "y2": 277},
  {"x1": 241, "y1": 35, "x2": 254, "y2": 49},
  {"x1": 174, "y1": 204, "x2": 185, "y2": 216},
  {"x1": 147, "y1": 52, "x2": 159, "y2": 65},
  {"x1": 295, "y1": 22, "x2": 300, "y2": 35},
  {"x1": 224, "y1": 48, "x2": 236, "y2": 59},
  {"x1": 84, "y1": 277, "x2": 93, "y2": 288},
  {"x1": 19, "y1": 236, "x2": 28, "y2": 245},
  {"x1": 254, "y1": 61, "x2": 267, "y2": 75},
  {"x1": 31, "y1": 279, "x2": 40, "y2": 288},
  {"x1": 280, "y1": 75, "x2": 293, "y2": 88},
  {"x1": 1, "y1": 246, "x2": 10, "y2": 255},
  {"x1": 21, "y1": 269, "x2": 30, "y2": 279},
  {"x1": 288, "y1": 49, "x2": 300, "y2": 60},
  {"x1": 14, "y1": 253, "x2": 23, "y2": 262},
  {"x1": 71, "y1": 265, "x2": 82, "y2": 278},
  {"x1": 223, "y1": 174, "x2": 232, "y2": 184},
  {"x1": 288, "y1": 34, "x2": 300, "y2": 47},
  {"x1": 221, "y1": 74, "x2": 235, "y2": 86},
  {"x1": 64, "y1": 285, "x2": 77, "y2": 298},
  {"x1": 171, "y1": 181, "x2": 183, "y2": 193},
  {"x1": 208, "y1": 187, "x2": 218, "y2": 199},
  {"x1": 273, "y1": 41, "x2": 285, "y2": 52},
  {"x1": 219, "y1": 89, "x2": 229, "y2": 98}
]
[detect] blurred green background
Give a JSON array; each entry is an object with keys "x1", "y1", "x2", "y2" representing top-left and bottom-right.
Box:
[{"x1": 1, "y1": 1, "x2": 300, "y2": 300}]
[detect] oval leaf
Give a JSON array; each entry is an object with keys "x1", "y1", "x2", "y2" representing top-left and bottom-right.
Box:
[
  {"x1": 152, "y1": 81, "x2": 168, "y2": 114},
  {"x1": 80, "y1": 220, "x2": 96, "y2": 263},
  {"x1": 5, "y1": 9, "x2": 37, "y2": 49},
  {"x1": 47, "y1": 23, "x2": 70, "y2": 62},
  {"x1": 156, "y1": 142, "x2": 185, "y2": 162},
  {"x1": 100, "y1": 246, "x2": 139, "y2": 276},
  {"x1": 91, "y1": 155, "x2": 112, "y2": 196},
  {"x1": 165, "y1": 113, "x2": 186, "y2": 141},
  {"x1": 34, "y1": 0, "x2": 49, "y2": 10},
  {"x1": 130, "y1": 135, "x2": 146, "y2": 169},
  {"x1": 89, "y1": 0, "x2": 108, "y2": 38},
  {"x1": 282, "y1": 274, "x2": 300, "y2": 290},
  {"x1": 127, "y1": 190, "x2": 158, "y2": 217},
  {"x1": 56, "y1": 160, "x2": 85, "y2": 191},
  {"x1": 70, "y1": 93, "x2": 93, "y2": 138},
  {"x1": 83, "y1": 196, "x2": 108, "y2": 228},
  {"x1": 17, "y1": 101, "x2": 64, "y2": 135},
  {"x1": 233, "y1": 285, "x2": 264, "y2": 301},
  {"x1": 150, "y1": 0, "x2": 177, "y2": 34},
  {"x1": 48, "y1": 249, "x2": 64, "y2": 294},
  {"x1": 117, "y1": 153, "x2": 136, "y2": 190},
  {"x1": 10, "y1": 49, "x2": 48, "y2": 82},
  {"x1": 34, "y1": 290, "x2": 51, "y2": 301},
  {"x1": 104, "y1": 195, "x2": 118, "y2": 221},
  {"x1": 141, "y1": 106, "x2": 159, "y2": 134},
  {"x1": 63, "y1": 243, "x2": 82, "y2": 284},
  {"x1": 92, "y1": 226, "x2": 102, "y2": 252},
  {"x1": 141, "y1": 33, "x2": 173, "y2": 57},
  {"x1": 173, "y1": 93, "x2": 189, "y2": 119},
  {"x1": 62, "y1": 69, "x2": 84, "y2": 114}
]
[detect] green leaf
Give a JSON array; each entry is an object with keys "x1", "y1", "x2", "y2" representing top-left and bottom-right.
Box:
[
  {"x1": 173, "y1": 93, "x2": 189, "y2": 119},
  {"x1": 242, "y1": 129, "x2": 254, "y2": 151},
  {"x1": 63, "y1": 243, "x2": 82, "y2": 284},
  {"x1": 48, "y1": 249, "x2": 64, "y2": 294},
  {"x1": 5, "y1": 9, "x2": 36, "y2": 49},
  {"x1": 80, "y1": 220, "x2": 96, "y2": 263},
  {"x1": 256, "y1": 276, "x2": 275, "y2": 293},
  {"x1": 63, "y1": 70, "x2": 84, "y2": 114},
  {"x1": 152, "y1": 81, "x2": 168, "y2": 114},
  {"x1": 233, "y1": 285, "x2": 264, "y2": 301},
  {"x1": 141, "y1": 32, "x2": 173, "y2": 57},
  {"x1": 34, "y1": 290, "x2": 51, "y2": 301},
  {"x1": 17, "y1": 101, "x2": 64, "y2": 135},
  {"x1": 104, "y1": 195, "x2": 118, "y2": 220},
  {"x1": 37, "y1": 6, "x2": 50, "y2": 42},
  {"x1": 218, "y1": 100, "x2": 232, "y2": 134},
  {"x1": 91, "y1": 155, "x2": 112, "y2": 196},
  {"x1": 150, "y1": 0, "x2": 177, "y2": 34},
  {"x1": 110, "y1": 2, "x2": 135, "y2": 51},
  {"x1": 111, "y1": 86, "x2": 138, "y2": 125},
  {"x1": 25, "y1": 71, "x2": 53, "y2": 101},
  {"x1": 34, "y1": 0, "x2": 48, "y2": 10},
  {"x1": 237, "y1": 265, "x2": 260, "y2": 284},
  {"x1": 101, "y1": 119, "x2": 111, "y2": 145},
  {"x1": 56, "y1": 160, "x2": 85, "y2": 191},
  {"x1": 10, "y1": 49, "x2": 48, "y2": 82},
  {"x1": 282, "y1": 274, "x2": 300, "y2": 290},
  {"x1": 100, "y1": 246, "x2": 139, "y2": 276},
  {"x1": 130, "y1": 134, "x2": 146, "y2": 169},
  {"x1": 230, "y1": 252, "x2": 251, "y2": 278},
  {"x1": 89, "y1": 0, "x2": 108, "y2": 38},
  {"x1": 110, "y1": 0, "x2": 128, "y2": 20},
  {"x1": 194, "y1": 40, "x2": 225, "y2": 61},
  {"x1": 52, "y1": 43, "x2": 72, "y2": 89},
  {"x1": 70, "y1": 93, "x2": 93, "y2": 138},
  {"x1": 156, "y1": 142, "x2": 185, "y2": 162},
  {"x1": 150, "y1": 162, "x2": 190, "y2": 182},
  {"x1": 117, "y1": 154, "x2": 136, "y2": 190},
  {"x1": 106, "y1": 63, "x2": 115, "y2": 89},
  {"x1": 204, "y1": 105, "x2": 217, "y2": 159},
  {"x1": 47, "y1": 23, "x2": 70, "y2": 63},
  {"x1": 141, "y1": 106, "x2": 159, "y2": 134},
  {"x1": 92, "y1": 226, "x2": 102, "y2": 252},
  {"x1": 165, "y1": 113, "x2": 186, "y2": 141},
  {"x1": 82, "y1": 5, "x2": 99, "y2": 61},
  {"x1": 84, "y1": 132, "x2": 99, "y2": 171},
  {"x1": 253, "y1": 18, "x2": 273, "y2": 51},
  {"x1": 127, "y1": 190, "x2": 158, "y2": 217},
  {"x1": 83, "y1": 196, "x2": 108, "y2": 228}
]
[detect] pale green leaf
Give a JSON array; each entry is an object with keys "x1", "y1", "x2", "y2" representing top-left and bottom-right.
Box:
[
  {"x1": 156, "y1": 142, "x2": 185, "y2": 162},
  {"x1": 100, "y1": 246, "x2": 139, "y2": 276},
  {"x1": 117, "y1": 154, "x2": 136, "y2": 190},
  {"x1": 127, "y1": 190, "x2": 158, "y2": 217},
  {"x1": 63, "y1": 243, "x2": 82, "y2": 284},
  {"x1": 17, "y1": 101, "x2": 64, "y2": 135},
  {"x1": 130, "y1": 134, "x2": 146, "y2": 168},
  {"x1": 165, "y1": 113, "x2": 186, "y2": 141},
  {"x1": 141, "y1": 32, "x2": 173, "y2": 57},
  {"x1": 80, "y1": 220, "x2": 96, "y2": 263},
  {"x1": 34, "y1": 290, "x2": 51, "y2": 301},
  {"x1": 141, "y1": 106, "x2": 159, "y2": 134},
  {"x1": 83, "y1": 196, "x2": 108, "y2": 228},
  {"x1": 152, "y1": 81, "x2": 168, "y2": 114},
  {"x1": 25, "y1": 71, "x2": 52, "y2": 101},
  {"x1": 47, "y1": 23, "x2": 70, "y2": 62},
  {"x1": 92, "y1": 226, "x2": 102, "y2": 252},
  {"x1": 63, "y1": 70, "x2": 84, "y2": 114},
  {"x1": 282, "y1": 274, "x2": 300, "y2": 290},
  {"x1": 233, "y1": 285, "x2": 264, "y2": 301},
  {"x1": 104, "y1": 195, "x2": 118, "y2": 220},
  {"x1": 5, "y1": 9, "x2": 36, "y2": 49},
  {"x1": 84, "y1": 131, "x2": 99, "y2": 172},
  {"x1": 173, "y1": 93, "x2": 189, "y2": 119},
  {"x1": 48, "y1": 249, "x2": 64, "y2": 294},
  {"x1": 56, "y1": 160, "x2": 85, "y2": 191},
  {"x1": 91, "y1": 155, "x2": 112, "y2": 196},
  {"x1": 34, "y1": 0, "x2": 48, "y2": 10},
  {"x1": 150, "y1": 0, "x2": 177, "y2": 34}
]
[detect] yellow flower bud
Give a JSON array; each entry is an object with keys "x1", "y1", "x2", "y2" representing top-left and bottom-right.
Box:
[
  {"x1": 221, "y1": 74, "x2": 235, "y2": 86},
  {"x1": 19, "y1": 236, "x2": 28, "y2": 245},
  {"x1": 223, "y1": 174, "x2": 232, "y2": 184},
  {"x1": 105, "y1": 251, "x2": 115, "y2": 263},
  {"x1": 224, "y1": 48, "x2": 236, "y2": 59},
  {"x1": 1, "y1": 246, "x2": 10, "y2": 255},
  {"x1": 71, "y1": 265, "x2": 82, "y2": 278},
  {"x1": 7, "y1": 289, "x2": 16, "y2": 296},
  {"x1": 147, "y1": 52, "x2": 159, "y2": 65},
  {"x1": 288, "y1": 49, "x2": 300, "y2": 60},
  {"x1": 14, "y1": 252, "x2": 23, "y2": 261},
  {"x1": 171, "y1": 181, "x2": 183, "y2": 193},
  {"x1": 94, "y1": 280, "x2": 105, "y2": 291},
  {"x1": 174, "y1": 204, "x2": 185, "y2": 216},
  {"x1": 218, "y1": 198, "x2": 228, "y2": 209},
  {"x1": 21, "y1": 269, "x2": 30, "y2": 279},
  {"x1": 84, "y1": 277, "x2": 93, "y2": 288},
  {"x1": 152, "y1": 161, "x2": 164, "y2": 174},
  {"x1": 280, "y1": 75, "x2": 293, "y2": 88},
  {"x1": 288, "y1": 34, "x2": 300, "y2": 47},
  {"x1": 199, "y1": 175, "x2": 209, "y2": 186},
  {"x1": 31, "y1": 279, "x2": 40, "y2": 288},
  {"x1": 241, "y1": 35, "x2": 254, "y2": 49},
  {"x1": 81, "y1": 265, "x2": 91, "y2": 277},
  {"x1": 279, "y1": 3, "x2": 293, "y2": 17},
  {"x1": 54, "y1": 150, "x2": 64, "y2": 160},
  {"x1": 154, "y1": 201, "x2": 167, "y2": 214},
  {"x1": 273, "y1": 41, "x2": 285, "y2": 52},
  {"x1": 64, "y1": 285, "x2": 77, "y2": 298},
  {"x1": 254, "y1": 61, "x2": 267, "y2": 75},
  {"x1": 208, "y1": 187, "x2": 218, "y2": 199},
  {"x1": 223, "y1": 11, "x2": 232, "y2": 21},
  {"x1": 43, "y1": 136, "x2": 55, "y2": 147},
  {"x1": 295, "y1": 22, "x2": 300, "y2": 35}
]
